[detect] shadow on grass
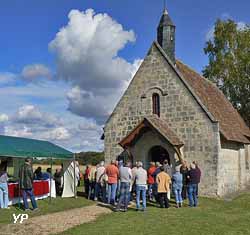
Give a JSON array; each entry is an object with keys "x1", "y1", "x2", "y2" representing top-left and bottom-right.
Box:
[
  {"x1": 77, "y1": 191, "x2": 85, "y2": 197},
  {"x1": 96, "y1": 202, "x2": 115, "y2": 212}
]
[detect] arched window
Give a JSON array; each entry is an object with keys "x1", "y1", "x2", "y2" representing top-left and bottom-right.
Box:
[{"x1": 152, "y1": 93, "x2": 160, "y2": 117}]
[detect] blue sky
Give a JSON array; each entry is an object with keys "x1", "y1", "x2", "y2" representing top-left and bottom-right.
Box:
[{"x1": 0, "y1": 0, "x2": 249, "y2": 152}]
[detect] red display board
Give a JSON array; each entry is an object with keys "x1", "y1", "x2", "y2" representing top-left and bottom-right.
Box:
[{"x1": 8, "y1": 180, "x2": 49, "y2": 199}]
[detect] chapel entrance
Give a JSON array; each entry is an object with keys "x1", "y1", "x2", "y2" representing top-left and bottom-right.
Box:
[{"x1": 149, "y1": 145, "x2": 170, "y2": 165}]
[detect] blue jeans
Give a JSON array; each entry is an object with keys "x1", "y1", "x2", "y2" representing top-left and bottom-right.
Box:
[
  {"x1": 108, "y1": 183, "x2": 117, "y2": 204},
  {"x1": 188, "y1": 184, "x2": 198, "y2": 207},
  {"x1": 0, "y1": 183, "x2": 9, "y2": 208},
  {"x1": 117, "y1": 182, "x2": 130, "y2": 210},
  {"x1": 88, "y1": 182, "x2": 96, "y2": 200},
  {"x1": 148, "y1": 184, "x2": 153, "y2": 200},
  {"x1": 95, "y1": 183, "x2": 106, "y2": 202},
  {"x1": 152, "y1": 183, "x2": 158, "y2": 201},
  {"x1": 173, "y1": 188, "x2": 183, "y2": 204},
  {"x1": 136, "y1": 185, "x2": 147, "y2": 209},
  {"x1": 22, "y1": 189, "x2": 38, "y2": 210},
  {"x1": 116, "y1": 180, "x2": 121, "y2": 200}
]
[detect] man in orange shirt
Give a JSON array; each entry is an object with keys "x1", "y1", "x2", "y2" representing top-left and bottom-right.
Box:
[
  {"x1": 147, "y1": 162, "x2": 156, "y2": 201},
  {"x1": 105, "y1": 160, "x2": 119, "y2": 205}
]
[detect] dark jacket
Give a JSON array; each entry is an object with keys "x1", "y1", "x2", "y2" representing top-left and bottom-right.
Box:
[
  {"x1": 19, "y1": 163, "x2": 34, "y2": 189},
  {"x1": 188, "y1": 168, "x2": 200, "y2": 185},
  {"x1": 180, "y1": 166, "x2": 189, "y2": 185},
  {"x1": 196, "y1": 167, "x2": 201, "y2": 183},
  {"x1": 152, "y1": 167, "x2": 161, "y2": 180}
]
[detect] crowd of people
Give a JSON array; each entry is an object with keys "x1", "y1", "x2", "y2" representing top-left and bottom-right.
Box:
[
  {"x1": 0, "y1": 157, "x2": 201, "y2": 212},
  {"x1": 83, "y1": 159, "x2": 201, "y2": 212},
  {"x1": 34, "y1": 165, "x2": 65, "y2": 196}
]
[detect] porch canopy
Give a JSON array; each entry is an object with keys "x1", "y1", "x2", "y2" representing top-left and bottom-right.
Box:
[
  {"x1": 119, "y1": 116, "x2": 184, "y2": 161},
  {"x1": 0, "y1": 135, "x2": 73, "y2": 159}
]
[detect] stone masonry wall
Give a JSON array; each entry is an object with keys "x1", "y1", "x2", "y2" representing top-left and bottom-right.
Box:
[
  {"x1": 217, "y1": 141, "x2": 250, "y2": 196},
  {"x1": 104, "y1": 43, "x2": 220, "y2": 196}
]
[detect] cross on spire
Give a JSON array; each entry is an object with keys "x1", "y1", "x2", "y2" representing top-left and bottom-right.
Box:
[{"x1": 163, "y1": 0, "x2": 168, "y2": 14}]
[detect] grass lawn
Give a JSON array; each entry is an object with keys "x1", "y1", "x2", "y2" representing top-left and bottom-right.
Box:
[
  {"x1": 0, "y1": 195, "x2": 93, "y2": 225},
  {"x1": 60, "y1": 193, "x2": 250, "y2": 235}
]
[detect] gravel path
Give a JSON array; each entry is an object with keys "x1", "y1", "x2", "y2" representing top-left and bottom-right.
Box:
[{"x1": 0, "y1": 204, "x2": 112, "y2": 235}]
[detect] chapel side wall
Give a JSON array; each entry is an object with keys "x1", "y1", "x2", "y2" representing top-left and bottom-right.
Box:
[
  {"x1": 104, "y1": 44, "x2": 220, "y2": 196},
  {"x1": 246, "y1": 145, "x2": 250, "y2": 183},
  {"x1": 218, "y1": 148, "x2": 241, "y2": 195},
  {"x1": 217, "y1": 140, "x2": 250, "y2": 196}
]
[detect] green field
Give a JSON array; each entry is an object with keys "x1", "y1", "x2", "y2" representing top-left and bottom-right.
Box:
[{"x1": 60, "y1": 194, "x2": 250, "y2": 235}]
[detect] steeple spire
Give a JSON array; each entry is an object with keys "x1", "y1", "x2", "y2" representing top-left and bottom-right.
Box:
[
  {"x1": 157, "y1": 3, "x2": 176, "y2": 63},
  {"x1": 163, "y1": 0, "x2": 167, "y2": 13}
]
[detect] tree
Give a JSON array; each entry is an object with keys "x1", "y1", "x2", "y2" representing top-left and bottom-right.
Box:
[
  {"x1": 76, "y1": 151, "x2": 104, "y2": 165},
  {"x1": 203, "y1": 19, "x2": 250, "y2": 126}
]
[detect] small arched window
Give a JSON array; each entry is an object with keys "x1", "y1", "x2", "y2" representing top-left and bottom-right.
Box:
[{"x1": 152, "y1": 93, "x2": 160, "y2": 117}]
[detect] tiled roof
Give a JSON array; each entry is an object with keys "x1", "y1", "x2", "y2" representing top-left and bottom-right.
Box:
[
  {"x1": 119, "y1": 116, "x2": 183, "y2": 148},
  {"x1": 176, "y1": 60, "x2": 250, "y2": 144},
  {"x1": 146, "y1": 116, "x2": 184, "y2": 146}
]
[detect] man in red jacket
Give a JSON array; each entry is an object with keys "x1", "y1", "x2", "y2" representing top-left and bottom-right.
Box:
[{"x1": 147, "y1": 162, "x2": 156, "y2": 201}]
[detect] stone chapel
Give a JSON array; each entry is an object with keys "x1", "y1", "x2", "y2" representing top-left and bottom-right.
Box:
[{"x1": 103, "y1": 8, "x2": 250, "y2": 197}]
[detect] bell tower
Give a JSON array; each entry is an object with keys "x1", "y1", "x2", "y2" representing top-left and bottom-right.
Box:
[{"x1": 157, "y1": 6, "x2": 176, "y2": 63}]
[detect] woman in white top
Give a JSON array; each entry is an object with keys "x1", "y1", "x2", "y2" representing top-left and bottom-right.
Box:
[{"x1": 0, "y1": 160, "x2": 9, "y2": 209}]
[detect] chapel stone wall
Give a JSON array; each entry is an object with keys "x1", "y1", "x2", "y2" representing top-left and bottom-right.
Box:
[
  {"x1": 217, "y1": 141, "x2": 250, "y2": 196},
  {"x1": 104, "y1": 43, "x2": 220, "y2": 196}
]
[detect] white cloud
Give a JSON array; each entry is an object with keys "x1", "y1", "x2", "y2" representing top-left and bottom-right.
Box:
[
  {"x1": 12, "y1": 105, "x2": 60, "y2": 127},
  {"x1": 0, "y1": 114, "x2": 9, "y2": 122},
  {"x1": 49, "y1": 9, "x2": 140, "y2": 123},
  {"x1": 206, "y1": 14, "x2": 247, "y2": 41},
  {"x1": 21, "y1": 64, "x2": 52, "y2": 81},
  {"x1": 1, "y1": 103, "x2": 104, "y2": 152},
  {"x1": 4, "y1": 126, "x2": 33, "y2": 138},
  {"x1": 0, "y1": 8, "x2": 143, "y2": 151},
  {"x1": 237, "y1": 22, "x2": 247, "y2": 31},
  {"x1": 41, "y1": 127, "x2": 71, "y2": 141},
  {"x1": 205, "y1": 26, "x2": 215, "y2": 41},
  {"x1": 0, "y1": 73, "x2": 16, "y2": 86},
  {"x1": 67, "y1": 86, "x2": 111, "y2": 123},
  {"x1": 78, "y1": 121, "x2": 99, "y2": 131}
]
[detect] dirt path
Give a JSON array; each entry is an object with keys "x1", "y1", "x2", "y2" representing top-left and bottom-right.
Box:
[{"x1": 0, "y1": 204, "x2": 112, "y2": 235}]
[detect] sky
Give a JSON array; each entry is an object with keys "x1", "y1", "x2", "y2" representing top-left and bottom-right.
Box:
[{"x1": 0, "y1": 0, "x2": 249, "y2": 152}]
